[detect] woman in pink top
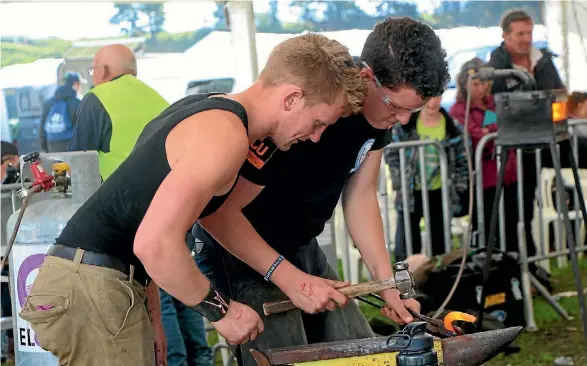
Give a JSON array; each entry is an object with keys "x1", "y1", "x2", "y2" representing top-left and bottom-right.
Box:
[{"x1": 449, "y1": 58, "x2": 521, "y2": 254}]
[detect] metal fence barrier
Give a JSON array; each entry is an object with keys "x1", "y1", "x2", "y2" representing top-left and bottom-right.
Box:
[{"x1": 384, "y1": 139, "x2": 453, "y2": 257}]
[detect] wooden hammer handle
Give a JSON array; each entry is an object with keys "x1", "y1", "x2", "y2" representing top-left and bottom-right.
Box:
[{"x1": 263, "y1": 278, "x2": 396, "y2": 316}]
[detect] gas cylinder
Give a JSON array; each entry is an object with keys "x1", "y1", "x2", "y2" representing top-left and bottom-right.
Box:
[{"x1": 6, "y1": 151, "x2": 100, "y2": 366}]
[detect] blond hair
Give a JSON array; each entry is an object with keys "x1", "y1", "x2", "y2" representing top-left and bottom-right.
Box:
[{"x1": 259, "y1": 33, "x2": 365, "y2": 115}]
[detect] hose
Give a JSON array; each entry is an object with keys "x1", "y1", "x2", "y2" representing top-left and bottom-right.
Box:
[
  {"x1": 431, "y1": 74, "x2": 475, "y2": 319},
  {"x1": 0, "y1": 192, "x2": 34, "y2": 273}
]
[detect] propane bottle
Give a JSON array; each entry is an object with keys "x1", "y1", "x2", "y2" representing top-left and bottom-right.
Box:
[
  {"x1": 6, "y1": 151, "x2": 100, "y2": 366},
  {"x1": 396, "y1": 322, "x2": 438, "y2": 366}
]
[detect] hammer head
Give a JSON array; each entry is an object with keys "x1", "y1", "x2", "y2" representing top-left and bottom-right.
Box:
[{"x1": 393, "y1": 262, "x2": 416, "y2": 299}]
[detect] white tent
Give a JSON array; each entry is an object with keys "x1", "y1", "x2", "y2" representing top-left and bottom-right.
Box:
[{"x1": 0, "y1": 58, "x2": 63, "y2": 89}]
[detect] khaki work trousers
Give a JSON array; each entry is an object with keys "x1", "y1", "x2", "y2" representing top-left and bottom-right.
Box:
[{"x1": 19, "y1": 248, "x2": 155, "y2": 365}]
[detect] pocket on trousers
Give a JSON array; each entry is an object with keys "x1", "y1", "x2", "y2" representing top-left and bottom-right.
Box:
[
  {"x1": 19, "y1": 293, "x2": 70, "y2": 356},
  {"x1": 98, "y1": 278, "x2": 136, "y2": 337}
]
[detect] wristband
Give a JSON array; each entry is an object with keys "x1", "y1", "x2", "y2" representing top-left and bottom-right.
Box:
[
  {"x1": 190, "y1": 284, "x2": 231, "y2": 322},
  {"x1": 264, "y1": 255, "x2": 284, "y2": 281}
]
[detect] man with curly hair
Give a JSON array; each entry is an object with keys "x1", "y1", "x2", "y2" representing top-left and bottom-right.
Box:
[{"x1": 194, "y1": 17, "x2": 450, "y2": 366}]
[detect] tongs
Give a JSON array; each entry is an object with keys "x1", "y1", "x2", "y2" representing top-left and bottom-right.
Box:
[{"x1": 356, "y1": 293, "x2": 476, "y2": 338}]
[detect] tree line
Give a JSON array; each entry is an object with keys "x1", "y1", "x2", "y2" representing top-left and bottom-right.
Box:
[
  {"x1": 109, "y1": 0, "x2": 545, "y2": 37},
  {"x1": 0, "y1": 1, "x2": 545, "y2": 67}
]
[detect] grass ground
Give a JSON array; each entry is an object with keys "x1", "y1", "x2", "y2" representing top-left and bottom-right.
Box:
[{"x1": 485, "y1": 258, "x2": 587, "y2": 366}]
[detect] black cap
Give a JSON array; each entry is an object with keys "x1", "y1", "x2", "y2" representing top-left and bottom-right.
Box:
[
  {"x1": 64, "y1": 72, "x2": 86, "y2": 85},
  {"x1": 1, "y1": 141, "x2": 18, "y2": 159}
]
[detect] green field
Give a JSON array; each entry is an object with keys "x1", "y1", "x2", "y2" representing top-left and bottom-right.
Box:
[{"x1": 486, "y1": 258, "x2": 587, "y2": 366}]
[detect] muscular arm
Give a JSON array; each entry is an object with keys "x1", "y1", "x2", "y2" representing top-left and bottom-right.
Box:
[
  {"x1": 134, "y1": 111, "x2": 249, "y2": 306},
  {"x1": 199, "y1": 177, "x2": 304, "y2": 289},
  {"x1": 342, "y1": 150, "x2": 392, "y2": 280},
  {"x1": 342, "y1": 149, "x2": 419, "y2": 322}
]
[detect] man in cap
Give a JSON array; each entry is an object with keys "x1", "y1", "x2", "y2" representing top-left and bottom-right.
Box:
[{"x1": 39, "y1": 72, "x2": 83, "y2": 153}]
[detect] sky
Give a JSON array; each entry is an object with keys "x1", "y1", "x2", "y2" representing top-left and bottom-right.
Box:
[{"x1": 0, "y1": 0, "x2": 436, "y2": 40}]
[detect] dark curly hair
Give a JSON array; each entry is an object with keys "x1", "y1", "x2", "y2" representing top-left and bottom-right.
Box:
[{"x1": 360, "y1": 17, "x2": 449, "y2": 98}]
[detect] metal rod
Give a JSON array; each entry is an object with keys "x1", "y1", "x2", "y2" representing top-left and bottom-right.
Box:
[
  {"x1": 384, "y1": 190, "x2": 392, "y2": 257},
  {"x1": 572, "y1": 128, "x2": 581, "y2": 248},
  {"x1": 516, "y1": 148, "x2": 538, "y2": 331},
  {"x1": 477, "y1": 147, "x2": 508, "y2": 329},
  {"x1": 385, "y1": 139, "x2": 449, "y2": 149},
  {"x1": 0, "y1": 193, "x2": 33, "y2": 273},
  {"x1": 356, "y1": 296, "x2": 383, "y2": 309},
  {"x1": 568, "y1": 118, "x2": 587, "y2": 126},
  {"x1": 555, "y1": 144, "x2": 566, "y2": 268},
  {"x1": 0, "y1": 183, "x2": 23, "y2": 192},
  {"x1": 549, "y1": 140, "x2": 587, "y2": 344},
  {"x1": 527, "y1": 246, "x2": 587, "y2": 262},
  {"x1": 400, "y1": 148, "x2": 413, "y2": 256},
  {"x1": 474, "y1": 134, "x2": 498, "y2": 249},
  {"x1": 10, "y1": 189, "x2": 18, "y2": 213},
  {"x1": 567, "y1": 136, "x2": 587, "y2": 251},
  {"x1": 436, "y1": 140, "x2": 452, "y2": 254},
  {"x1": 529, "y1": 275, "x2": 572, "y2": 320},
  {"x1": 418, "y1": 145, "x2": 432, "y2": 256},
  {"x1": 535, "y1": 149, "x2": 546, "y2": 268},
  {"x1": 496, "y1": 146, "x2": 506, "y2": 251}
]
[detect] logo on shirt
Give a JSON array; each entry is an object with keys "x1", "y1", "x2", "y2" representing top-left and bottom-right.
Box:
[
  {"x1": 247, "y1": 138, "x2": 278, "y2": 169},
  {"x1": 193, "y1": 238, "x2": 204, "y2": 256},
  {"x1": 350, "y1": 138, "x2": 375, "y2": 173}
]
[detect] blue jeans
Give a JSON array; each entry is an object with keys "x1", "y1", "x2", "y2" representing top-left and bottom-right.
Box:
[
  {"x1": 160, "y1": 232, "x2": 212, "y2": 366},
  {"x1": 160, "y1": 290, "x2": 212, "y2": 366}
]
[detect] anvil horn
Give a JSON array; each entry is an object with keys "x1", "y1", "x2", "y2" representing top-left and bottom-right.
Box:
[
  {"x1": 250, "y1": 326, "x2": 523, "y2": 366},
  {"x1": 442, "y1": 326, "x2": 523, "y2": 366}
]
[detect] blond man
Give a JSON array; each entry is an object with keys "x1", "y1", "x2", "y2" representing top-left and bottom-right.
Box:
[{"x1": 19, "y1": 33, "x2": 364, "y2": 366}]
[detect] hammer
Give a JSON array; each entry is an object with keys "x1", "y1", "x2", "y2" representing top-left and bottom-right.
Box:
[{"x1": 262, "y1": 262, "x2": 415, "y2": 316}]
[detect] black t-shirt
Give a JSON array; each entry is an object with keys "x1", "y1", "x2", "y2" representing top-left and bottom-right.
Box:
[
  {"x1": 57, "y1": 94, "x2": 248, "y2": 279},
  {"x1": 240, "y1": 113, "x2": 388, "y2": 255}
]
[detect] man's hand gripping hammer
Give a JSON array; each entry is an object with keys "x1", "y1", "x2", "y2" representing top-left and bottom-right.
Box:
[{"x1": 262, "y1": 262, "x2": 416, "y2": 316}]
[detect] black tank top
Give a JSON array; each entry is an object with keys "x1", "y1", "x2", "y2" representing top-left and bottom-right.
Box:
[{"x1": 57, "y1": 94, "x2": 248, "y2": 276}]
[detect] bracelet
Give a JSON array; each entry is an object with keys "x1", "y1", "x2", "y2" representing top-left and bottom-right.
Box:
[
  {"x1": 190, "y1": 284, "x2": 231, "y2": 322},
  {"x1": 264, "y1": 255, "x2": 285, "y2": 281}
]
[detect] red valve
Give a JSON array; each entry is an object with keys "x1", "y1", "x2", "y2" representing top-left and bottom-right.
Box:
[{"x1": 23, "y1": 152, "x2": 55, "y2": 192}]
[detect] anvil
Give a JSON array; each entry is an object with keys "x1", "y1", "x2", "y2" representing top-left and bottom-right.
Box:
[{"x1": 250, "y1": 326, "x2": 523, "y2": 366}]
